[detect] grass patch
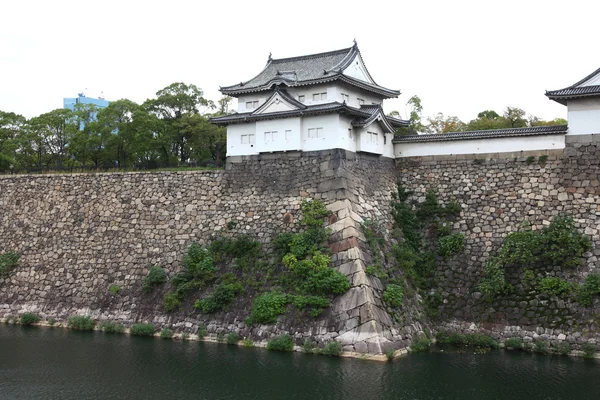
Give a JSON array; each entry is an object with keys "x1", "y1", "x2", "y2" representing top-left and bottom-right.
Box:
[
  {"x1": 197, "y1": 325, "x2": 208, "y2": 339},
  {"x1": 160, "y1": 328, "x2": 174, "y2": 339},
  {"x1": 581, "y1": 343, "x2": 596, "y2": 358},
  {"x1": 242, "y1": 338, "x2": 254, "y2": 348},
  {"x1": 410, "y1": 337, "x2": 432, "y2": 352},
  {"x1": 385, "y1": 349, "x2": 395, "y2": 360},
  {"x1": 320, "y1": 341, "x2": 343, "y2": 357},
  {"x1": 226, "y1": 332, "x2": 240, "y2": 345},
  {"x1": 48, "y1": 318, "x2": 57, "y2": 326},
  {"x1": 436, "y1": 331, "x2": 498, "y2": 351},
  {"x1": 99, "y1": 321, "x2": 125, "y2": 333},
  {"x1": 249, "y1": 291, "x2": 288, "y2": 324},
  {"x1": 109, "y1": 284, "x2": 121, "y2": 295},
  {"x1": 302, "y1": 339, "x2": 318, "y2": 353},
  {"x1": 504, "y1": 337, "x2": 524, "y2": 350},
  {"x1": 130, "y1": 323, "x2": 155, "y2": 337},
  {"x1": 0, "y1": 251, "x2": 19, "y2": 276},
  {"x1": 266, "y1": 334, "x2": 294, "y2": 352},
  {"x1": 20, "y1": 313, "x2": 40, "y2": 326},
  {"x1": 555, "y1": 342, "x2": 571, "y2": 355},
  {"x1": 67, "y1": 316, "x2": 95, "y2": 331},
  {"x1": 534, "y1": 340, "x2": 550, "y2": 354},
  {"x1": 142, "y1": 266, "x2": 167, "y2": 293}
]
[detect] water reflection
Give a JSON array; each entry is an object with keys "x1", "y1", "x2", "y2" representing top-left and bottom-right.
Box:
[{"x1": 0, "y1": 325, "x2": 598, "y2": 400}]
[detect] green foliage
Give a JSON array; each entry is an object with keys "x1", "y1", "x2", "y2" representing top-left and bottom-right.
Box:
[
  {"x1": 437, "y1": 233, "x2": 465, "y2": 258},
  {"x1": 580, "y1": 343, "x2": 596, "y2": 358},
  {"x1": 300, "y1": 199, "x2": 331, "y2": 227},
  {"x1": 290, "y1": 295, "x2": 330, "y2": 317},
  {"x1": 424, "y1": 291, "x2": 443, "y2": 318},
  {"x1": 197, "y1": 325, "x2": 207, "y2": 339},
  {"x1": 163, "y1": 292, "x2": 183, "y2": 312},
  {"x1": 383, "y1": 284, "x2": 404, "y2": 308},
  {"x1": 436, "y1": 331, "x2": 498, "y2": 350},
  {"x1": 130, "y1": 323, "x2": 155, "y2": 337},
  {"x1": 20, "y1": 313, "x2": 40, "y2": 326},
  {"x1": 302, "y1": 339, "x2": 318, "y2": 353},
  {"x1": 385, "y1": 349, "x2": 395, "y2": 360},
  {"x1": 142, "y1": 266, "x2": 167, "y2": 293},
  {"x1": 478, "y1": 259, "x2": 513, "y2": 301},
  {"x1": 216, "y1": 332, "x2": 225, "y2": 342},
  {"x1": 160, "y1": 328, "x2": 174, "y2": 339},
  {"x1": 226, "y1": 332, "x2": 240, "y2": 344},
  {"x1": 181, "y1": 332, "x2": 190, "y2": 340},
  {"x1": 526, "y1": 156, "x2": 536, "y2": 164},
  {"x1": 539, "y1": 155, "x2": 548, "y2": 164},
  {"x1": 183, "y1": 242, "x2": 217, "y2": 281},
  {"x1": 109, "y1": 284, "x2": 121, "y2": 295},
  {"x1": 555, "y1": 342, "x2": 571, "y2": 355},
  {"x1": 249, "y1": 292, "x2": 289, "y2": 324},
  {"x1": 266, "y1": 334, "x2": 294, "y2": 352},
  {"x1": 534, "y1": 340, "x2": 549, "y2": 354},
  {"x1": 410, "y1": 337, "x2": 432, "y2": 352},
  {"x1": 504, "y1": 337, "x2": 524, "y2": 350},
  {"x1": 577, "y1": 274, "x2": 600, "y2": 306},
  {"x1": 365, "y1": 265, "x2": 388, "y2": 280},
  {"x1": 522, "y1": 268, "x2": 537, "y2": 286},
  {"x1": 538, "y1": 276, "x2": 577, "y2": 298},
  {"x1": 0, "y1": 251, "x2": 19, "y2": 276},
  {"x1": 194, "y1": 279, "x2": 243, "y2": 313},
  {"x1": 321, "y1": 341, "x2": 343, "y2": 356},
  {"x1": 208, "y1": 235, "x2": 262, "y2": 269},
  {"x1": 241, "y1": 338, "x2": 253, "y2": 347},
  {"x1": 99, "y1": 321, "x2": 125, "y2": 333},
  {"x1": 67, "y1": 316, "x2": 96, "y2": 331},
  {"x1": 283, "y1": 252, "x2": 350, "y2": 296},
  {"x1": 48, "y1": 318, "x2": 56, "y2": 326}
]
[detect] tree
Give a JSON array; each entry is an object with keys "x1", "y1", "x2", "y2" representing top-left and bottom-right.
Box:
[
  {"x1": 503, "y1": 107, "x2": 527, "y2": 128},
  {"x1": 144, "y1": 83, "x2": 214, "y2": 165},
  {"x1": 0, "y1": 111, "x2": 26, "y2": 172},
  {"x1": 396, "y1": 95, "x2": 426, "y2": 135},
  {"x1": 27, "y1": 109, "x2": 77, "y2": 170},
  {"x1": 426, "y1": 113, "x2": 466, "y2": 134}
]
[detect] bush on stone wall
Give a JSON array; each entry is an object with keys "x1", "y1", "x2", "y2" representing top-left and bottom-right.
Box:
[
  {"x1": 383, "y1": 284, "x2": 404, "y2": 308},
  {"x1": 142, "y1": 266, "x2": 167, "y2": 293},
  {"x1": 20, "y1": 313, "x2": 40, "y2": 326},
  {"x1": 538, "y1": 276, "x2": 577, "y2": 298},
  {"x1": 437, "y1": 233, "x2": 465, "y2": 258},
  {"x1": 0, "y1": 251, "x2": 20, "y2": 276},
  {"x1": 67, "y1": 315, "x2": 96, "y2": 331},
  {"x1": 248, "y1": 291, "x2": 289, "y2": 324},
  {"x1": 577, "y1": 274, "x2": 600, "y2": 306},
  {"x1": 266, "y1": 334, "x2": 294, "y2": 351},
  {"x1": 130, "y1": 323, "x2": 155, "y2": 336}
]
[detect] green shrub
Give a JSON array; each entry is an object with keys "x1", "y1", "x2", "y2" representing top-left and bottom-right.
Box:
[
  {"x1": 478, "y1": 259, "x2": 513, "y2": 300},
  {"x1": 283, "y1": 251, "x2": 350, "y2": 295},
  {"x1": 242, "y1": 338, "x2": 254, "y2": 348},
  {"x1": 197, "y1": 325, "x2": 207, "y2": 339},
  {"x1": 321, "y1": 341, "x2": 343, "y2": 356},
  {"x1": 383, "y1": 284, "x2": 404, "y2": 308},
  {"x1": 99, "y1": 321, "x2": 125, "y2": 333},
  {"x1": 48, "y1": 318, "x2": 56, "y2": 326},
  {"x1": 539, "y1": 155, "x2": 549, "y2": 164},
  {"x1": 130, "y1": 323, "x2": 155, "y2": 337},
  {"x1": 436, "y1": 331, "x2": 498, "y2": 350},
  {"x1": 504, "y1": 337, "x2": 524, "y2": 350},
  {"x1": 160, "y1": 328, "x2": 174, "y2": 339},
  {"x1": 109, "y1": 284, "x2": 121, "y2": 295},
  {"x1": 302, "y1": 339, "x2": 318, "y2": 353},
  {"x1": 226, "y1": 332, "x2": 240, "y2": 345},
  {"x1": 0, "y1": 251, "x2": 19, "y2": 276},
  {"x1": 183, "y1": 242, "x2": 217, "y2": 281},
  {"x1": 67, "y1": 316, "x2": 96, "y2": 331},
  {"x1": 194, "y1": 279, "x2": 243, "y2": 314},
  {"x1": 555, "y1": 342, "x2": 571, "y2": 355},
  {"x1": 534, "y1": 340, "x2": 549, "y2": 354},
  {"x1": 578, "y1": 274, "x2": 600, "y2": 306},
  {"x1": 581, "y1": 343, "x2": 596, "y2": 358},
  {"x1": 290, "y1": 295, "x2": 330, "y2": 317},
  {"x1": 385, "y1": 349, "x2": 395, "y2": 360},
  {"x1": 266, "y1": 334, "x2": 294, "y2": 352},
  {"x1": 216, "y1": 332, "x2": 225, "y2": 342},
  {"x1": 162, "y1": 292, "x2": 182, "y2": 312},
  {"x1": 410, "y1": 337, "x2": 432, "y2": 352},
  {"x1": 249, "y1": 292, "x2": 288, "y2": 324},
  {"x1": 365, "y1": 265, "x2": 388, "y2": 280},
  {"x1": 526, "y1": 156, "x2": 536, "y2": 164},
  {"x1": 437, "y1": 233, "x2": 465, "y2": 258},
  {"x1": 181, "y1": 332, "x2": 190, "y2": 340},
  {"x1": 538, "y1": 276, "x2": 576, "y2": 298},
  {"x1": 142, "y1": 266, "x2": 167, "y2": 293},
  {"x1": 299, "y1": 199, "x2": 331, "y2": 227},
  {"x1": 20, "y1": 313, "x2": 40, "y2": 326}
]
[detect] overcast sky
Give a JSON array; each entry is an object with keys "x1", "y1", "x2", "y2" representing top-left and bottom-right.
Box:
[{"x1": 1, "y1": 0, "x2": 598, "y2": 123}]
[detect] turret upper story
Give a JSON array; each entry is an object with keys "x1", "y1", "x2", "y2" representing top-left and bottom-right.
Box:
[
  {"x1": 211, "y1": 42, "x2": 408, "y2": 158},
  {"x1": 546, "y1": 67, "x2": 600, "y2": 135}
]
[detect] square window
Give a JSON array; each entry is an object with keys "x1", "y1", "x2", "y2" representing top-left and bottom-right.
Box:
[
  {"x1": 357, "y1": 98, "x2": 365, "y2": 105},
  {"x1": 298, "y1": 95, "x2": 305, "y2": 103},
  {"x1": 249, "y1": 134, "x2": 255, "y2": 144},
  {"x1": 285, "y1": 130, "x2": 292, "y2": 140}
]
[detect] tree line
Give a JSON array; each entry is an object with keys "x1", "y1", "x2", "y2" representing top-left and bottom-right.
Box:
[
  {"x1": 0, "y1": 83, "x2": 232, "y2": 173},
  {"x1": 391, "y1": 95, "x2": 567, "y2": 135}
]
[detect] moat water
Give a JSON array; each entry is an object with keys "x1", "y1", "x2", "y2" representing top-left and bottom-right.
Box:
[{"x1": 1, "y1": 325, "x2": 598, "y2": 400}]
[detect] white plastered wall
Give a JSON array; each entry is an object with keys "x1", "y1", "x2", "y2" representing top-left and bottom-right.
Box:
[
  {"x1": 227, "y1": 123, "x2": 258, "y2": 156},
  {"x1": 567, "y1": 98, "x2": 600, "y2": 135},
  {"x1": 255, "y1": 118, "x2": 302, "y2": 153},
  {"x1": 302, "y1": 114, "x2": 341, "y2": 151},
  {"x1": 394, "y1": 134, "x2": 566, "y2": 158}
]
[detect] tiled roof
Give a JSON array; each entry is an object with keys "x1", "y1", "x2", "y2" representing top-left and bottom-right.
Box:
[
  {"x1": 210, "y1": 102, "x2": 407, "y2": 130},
  {"x1": 393, "y1": 125, "x2": 568, "y2": 143},
  {"x1": 220, "y1": 44, "x2": 400, "y2": 98},
  {"x1": 546, "y1": 67, "x2": 600, "y2": 105}
]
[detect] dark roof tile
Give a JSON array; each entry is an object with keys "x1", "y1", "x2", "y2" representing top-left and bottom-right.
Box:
[{"x1": 393, "y1": 125, "x2": 567, "y2": 143}]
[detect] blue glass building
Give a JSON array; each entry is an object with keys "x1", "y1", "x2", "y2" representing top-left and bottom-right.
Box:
[{"x1": 63, "y1": 94, "x2": 110, "y2": 111}]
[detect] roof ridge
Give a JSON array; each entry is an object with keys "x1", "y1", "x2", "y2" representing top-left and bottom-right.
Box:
[
  {"x1": 271, "y1": 47, "x2": 353, "y2": 64},
  {"x1": 548, "y1": 67, "x2": 600, "y2": 92}
]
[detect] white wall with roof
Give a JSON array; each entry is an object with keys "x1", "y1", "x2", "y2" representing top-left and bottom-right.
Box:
[
  {"x1": 567, "y1": 98, "x2": 600, "y2": 135},
  {"x1": 394, "y1": 134, "x2": 566, "y2": 158}
]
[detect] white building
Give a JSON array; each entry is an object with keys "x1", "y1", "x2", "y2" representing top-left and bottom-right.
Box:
[
  {"x1": 546, "y1": 67, "x2": 600, "y2": 136},
  {"x1": 211, "y1": 42, "x2": 408, "y2": 158}
]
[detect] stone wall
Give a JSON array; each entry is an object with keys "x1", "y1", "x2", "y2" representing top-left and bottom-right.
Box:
[
  {"x1": 396, "y1": 136, "x2": 600, "y2": 349},
  {"x1": 0, "y1": 150, "x2": 428, "y2": 356}
]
